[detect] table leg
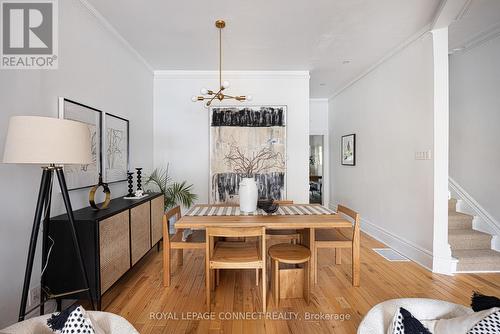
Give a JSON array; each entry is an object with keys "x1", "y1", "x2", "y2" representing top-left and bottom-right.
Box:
[{"x1": 300, "y1": 228, "x2": 315, "y2": 286}]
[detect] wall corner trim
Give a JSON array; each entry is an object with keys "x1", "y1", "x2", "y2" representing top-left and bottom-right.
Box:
[{"x1": 78, "y1": 0, "x2": 154, "y2": 73}]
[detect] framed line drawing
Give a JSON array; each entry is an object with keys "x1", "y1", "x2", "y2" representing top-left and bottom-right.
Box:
[
  {"x1": 58, "y1": 97, "x2": 102, "y2": 190},
  {"x1": 104, "y1": 113, "x2": 129, "y2": 183}
]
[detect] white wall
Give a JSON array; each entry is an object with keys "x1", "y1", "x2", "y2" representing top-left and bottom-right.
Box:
[
  {"x1": 328, "y1": 33, "x2": 435, "y2": 269},
  {"x1": 450, "y1": 36, "x2": 500, "y2": 224},
  {"x1": 0, "y1": 0, "x2": 153, "y2": 327},
  {"x1": 154, "y1": 71, "x2": 310, "y2": 204},
  {"x1": 309, "y1": 98, "x2": 329, "y2": 135},
  {"x1": 309, "y1": 98, "x2": 329, "y2": 205}
]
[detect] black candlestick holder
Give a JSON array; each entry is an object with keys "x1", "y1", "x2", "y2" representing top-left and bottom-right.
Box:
[
  {"x1": 125, "y1": 171, "x2": 134, "y2": 197},
  {"x1": 136, "y1": 168, "x2": 143, "y2": 191}
]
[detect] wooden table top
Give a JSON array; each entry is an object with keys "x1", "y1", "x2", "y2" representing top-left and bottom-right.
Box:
[{"x1": 175, "y1": 204, "x2": 352, "y2": 229}]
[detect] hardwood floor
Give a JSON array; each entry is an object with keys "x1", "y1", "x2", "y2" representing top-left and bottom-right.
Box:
[{"x1": 101, "y1": 233, "x2": 500, "y2": 333}]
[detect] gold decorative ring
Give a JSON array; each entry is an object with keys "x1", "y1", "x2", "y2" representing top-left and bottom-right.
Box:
[{"x1": 89, "y1": 183, "x2": 111, "y2": 210}]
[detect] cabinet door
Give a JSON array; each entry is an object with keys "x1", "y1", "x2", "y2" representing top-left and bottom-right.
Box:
[
  {"x1": 99, "y1": 210, "x2": 130, "y2": 294},
  {"x1": 151, "y1": 195, "x2": 165, "y2": 247},
  {"x1": 130, "y1": 202, "x2": 151, "y2": 265}
]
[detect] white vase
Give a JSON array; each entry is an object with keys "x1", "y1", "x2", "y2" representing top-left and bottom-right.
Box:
[{"x1": 239, "y1": 177, "x2": 258, "y2": 212}]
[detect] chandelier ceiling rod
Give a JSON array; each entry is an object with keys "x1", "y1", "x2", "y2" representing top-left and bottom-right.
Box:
[{"x1": 191, "y1": 20, "x2": 252, "y2": 108}]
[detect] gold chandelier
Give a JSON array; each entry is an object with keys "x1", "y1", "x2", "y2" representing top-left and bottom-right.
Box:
[{"x1": 191, "y1": 20, "x2": 252, "y2": 107}]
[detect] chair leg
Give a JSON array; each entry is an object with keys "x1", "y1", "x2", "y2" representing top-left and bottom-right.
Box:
[
  {"x1": 314, "y1": 246, "x2": 318, "y2": 285},
  {"x1": 335, "y1": 248, "x2": 342, "y2": 264},
  {"x1": 205, "y1": 266, "x2": 211, "y2": 312},
  {"x1": 273, "y1": 259, "x2": 280, "y2": 307},
  {"x1": 177, "y1": 249, "x2": 184, "y2": 266},
  {"x1": 262, "y1": 265, "x2": 266, "y2": 313},
  {"x1": 255, "y1": 269, "x2": 259, "y2": 286},
  {"x1": 216, "y1": 269, "x2": 220, "y2": 287},
  {"x1": 163, "y1": 243, "x2": 171, "y2": 287},
  {"x1": 304, "y1": 261, "x2": 310, "y2": 305},
  {"x1": 352, "y1": 246, "x2": 360, "y2": 287}
]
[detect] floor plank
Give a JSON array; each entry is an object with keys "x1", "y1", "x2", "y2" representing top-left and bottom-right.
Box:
[{"x1": 102, "y1": 233, "x2": 500, "y2": 333}]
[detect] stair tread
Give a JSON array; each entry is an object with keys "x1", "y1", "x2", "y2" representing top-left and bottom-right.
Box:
[
  {"x1": 453, "y1": 249, "x2": 500, "y2": 261},
  {"x1": 449, "y1": 212, "x2": 473, "y2": 219},
  {"x1": 449, "y1": 229, "x2": 491, "y2": 238}
]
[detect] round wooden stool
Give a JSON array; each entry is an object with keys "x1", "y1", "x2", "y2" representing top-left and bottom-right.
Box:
[{"x1": 268, "y1": 243, "x2": 311, "y2": 306}]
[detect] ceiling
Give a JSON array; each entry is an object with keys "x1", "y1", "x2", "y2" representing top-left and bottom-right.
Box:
[
  {"x1": 449, "y1": 0, "x2": 500, "y2": 52},
  {"x1": 85, "y1": 0, "x2": 441, "y2": 98}
]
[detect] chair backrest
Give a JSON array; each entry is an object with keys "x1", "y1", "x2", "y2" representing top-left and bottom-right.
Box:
[
  {"x1": 163, "y1": 206, "x2": 181, "y2": 233},
  {"x1": 337, "y1": 205, "x2": 360, "y2": 239},
  {"x1": 206, "y1": 226, "x2": 265, "y2": 238},
  {"x1": 274, "y1": 200, "x2": 293, "y2": 205}
]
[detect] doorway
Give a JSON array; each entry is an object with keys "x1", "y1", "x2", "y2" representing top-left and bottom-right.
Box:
[{"x1": 309, "y1": 135, "x2": 324, "y2": 204}]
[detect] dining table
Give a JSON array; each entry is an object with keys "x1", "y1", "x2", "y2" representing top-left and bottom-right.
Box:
[
  {"x1": 174, "y1": 204, "x2": 360, "y2": 282},
  {"x1": 173, "y1": 203, "x2": 359, "y2": 285}
]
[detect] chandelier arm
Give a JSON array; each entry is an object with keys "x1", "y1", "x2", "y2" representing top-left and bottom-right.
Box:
[{"x1": 207, "y1": 88, "x2": 223, "y2": 105}]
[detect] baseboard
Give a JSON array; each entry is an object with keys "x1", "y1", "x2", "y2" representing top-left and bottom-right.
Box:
[
  {"x1": 359, "y1": 218, "x2": 433, "y2": 271},
  {"x1": 328, "y1": 201, "x2": 433, "y2": 270},
  {"x1": 449, "y1": 177, "x2": 500, "y2": 251}
]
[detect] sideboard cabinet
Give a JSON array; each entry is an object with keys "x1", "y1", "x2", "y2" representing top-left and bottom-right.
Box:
[{"x1": 45, "y1": 193, "x2": 164, "y2": 310}]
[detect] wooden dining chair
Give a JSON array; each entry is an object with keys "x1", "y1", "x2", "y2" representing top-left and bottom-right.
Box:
[
  {"x1": 313, "y1": 205, "x2": 360, "y2": 286},
  {"x1": 163, "y1": 206, "x2": 205, "y2": 287},
  {"x1": 265, "y1": 200, "x2": 301, "y2": 244},
  {"x1": 206, "y1": 226, "x2": 266, "y2": 312}
]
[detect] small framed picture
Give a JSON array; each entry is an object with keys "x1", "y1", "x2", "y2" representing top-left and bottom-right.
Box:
[{"x1": 341, "y1": 134, "x2": 356, "y2": 166}]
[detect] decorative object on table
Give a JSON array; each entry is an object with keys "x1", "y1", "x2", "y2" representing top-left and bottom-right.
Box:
[
  {"x1": 145, "y1": 164, "x2": 198, "y2": 211},
  {"x1": 125, "y1": 171, "x2": 134, "y2": 197},
  {"x1": 58, "y1": 98, "x2": 102, "y2": 190},
  {"x1": 341, "y1": 133, "x2": 356, "y2": 166},
  {"x1": 257, "y1": 199, "x2": 279, "y2": 214},
  {"x1": 2, "y1": 116, "x2": 95, "y2": 321},
  {"x1": 104, "y1": 113, "x2": 129, "y2": 183},
  {"x1": 239, "y1": 177, "x2": 259, "y2": 212},
  {"x1": 135, "y1": 167, "x2": 142, "y2": 190},
  {"x1": 191, "y1": 20, "x2": 252, "y2": 107},
  {"x1": 47, "y1": 305, "x2": 96, "y2": 334},
  {"x1": 210, "y1": 106, "x2": 287, "y2": 206},
  {"x1": 88, "y1": 173, "x2": 110, "y2": 211}
]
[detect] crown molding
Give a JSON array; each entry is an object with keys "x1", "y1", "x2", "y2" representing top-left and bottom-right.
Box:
[
  {"x1": 309, "y1": 98, "x2": 329, "y2": 102},
  {"x1": 78, "y1": 0, "x2": 154, "y2": 73},
  {"x1": 328, "y1": 25, "x2": 432, "y2": 101},
  {"x1": 154, "y1": 70, "x2": 310, "y2": 80},
  {"x1": 450, "y1": 23, "x2": 500, "y2": 56}
]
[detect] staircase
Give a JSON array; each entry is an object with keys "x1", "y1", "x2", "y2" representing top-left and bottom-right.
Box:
[{"x1": 449, "y1": 198, "x2": 500, "y2": 272}]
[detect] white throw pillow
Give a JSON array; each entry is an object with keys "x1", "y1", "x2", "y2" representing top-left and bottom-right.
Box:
[{"x1": 421, "y1": 308, "x2": 499, "y2": 334}]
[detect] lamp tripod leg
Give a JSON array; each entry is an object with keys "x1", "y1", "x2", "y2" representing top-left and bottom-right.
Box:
[
  {"x1": 55, "y1": 168, "x2": 96, "y2": 311},
  {"x1": 18, "y1": 168, "x2": 52, "y2": 321}
]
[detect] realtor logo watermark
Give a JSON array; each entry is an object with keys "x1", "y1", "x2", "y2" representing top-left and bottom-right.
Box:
[{"x1": 1, "y1": 0, "x2": 58, "y2": 69}]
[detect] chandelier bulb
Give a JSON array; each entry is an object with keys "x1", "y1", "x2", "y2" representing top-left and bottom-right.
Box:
[
  {"x1": 200, "y1": 88, "x2": 208, "y2": 95},
  {"x1": 191, "y1": 96, "x2": 198, "y2": 102},
  {"x1": 222, "y1": 81, "x2": 230, "y2": 89},
  {"x1": 246, "y1": 95, "x2": 253, "y2": 101}
]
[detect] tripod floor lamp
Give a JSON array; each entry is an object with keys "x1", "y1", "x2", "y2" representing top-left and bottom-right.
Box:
[{"x1": 3, "y1": 116, "x2": 96, "y2": 321}]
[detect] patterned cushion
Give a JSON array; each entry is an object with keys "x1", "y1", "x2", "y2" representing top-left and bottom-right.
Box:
[{"x1": 467, "y1": 310, "x2": 500, "y2": 334}]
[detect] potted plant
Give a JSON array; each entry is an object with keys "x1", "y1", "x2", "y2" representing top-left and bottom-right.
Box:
[
  {"x1": 224, "y1": 144, "x2": 285, "y2": 212},
  {"x1": 144, "y1": 164, "x2": 198, "y2": 211}
]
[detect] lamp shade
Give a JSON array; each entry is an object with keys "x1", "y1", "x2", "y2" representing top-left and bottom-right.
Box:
[{"x1": 2, "y1": 116, "x2": 93, "y2": 165}]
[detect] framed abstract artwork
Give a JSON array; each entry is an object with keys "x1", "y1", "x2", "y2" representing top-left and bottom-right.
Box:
[
  {"x1": 58, "y1": 98, "x2": 102, "y2": 190},
  {"x1": 341, "y1": 134, "x2": 356, "y2": 166},
  {"x1": 104, "y1": 113, "x2": 129, "y2": 183},
  {"x1": 209, "y1": 106, "x2": 287, "y2": 204}
]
